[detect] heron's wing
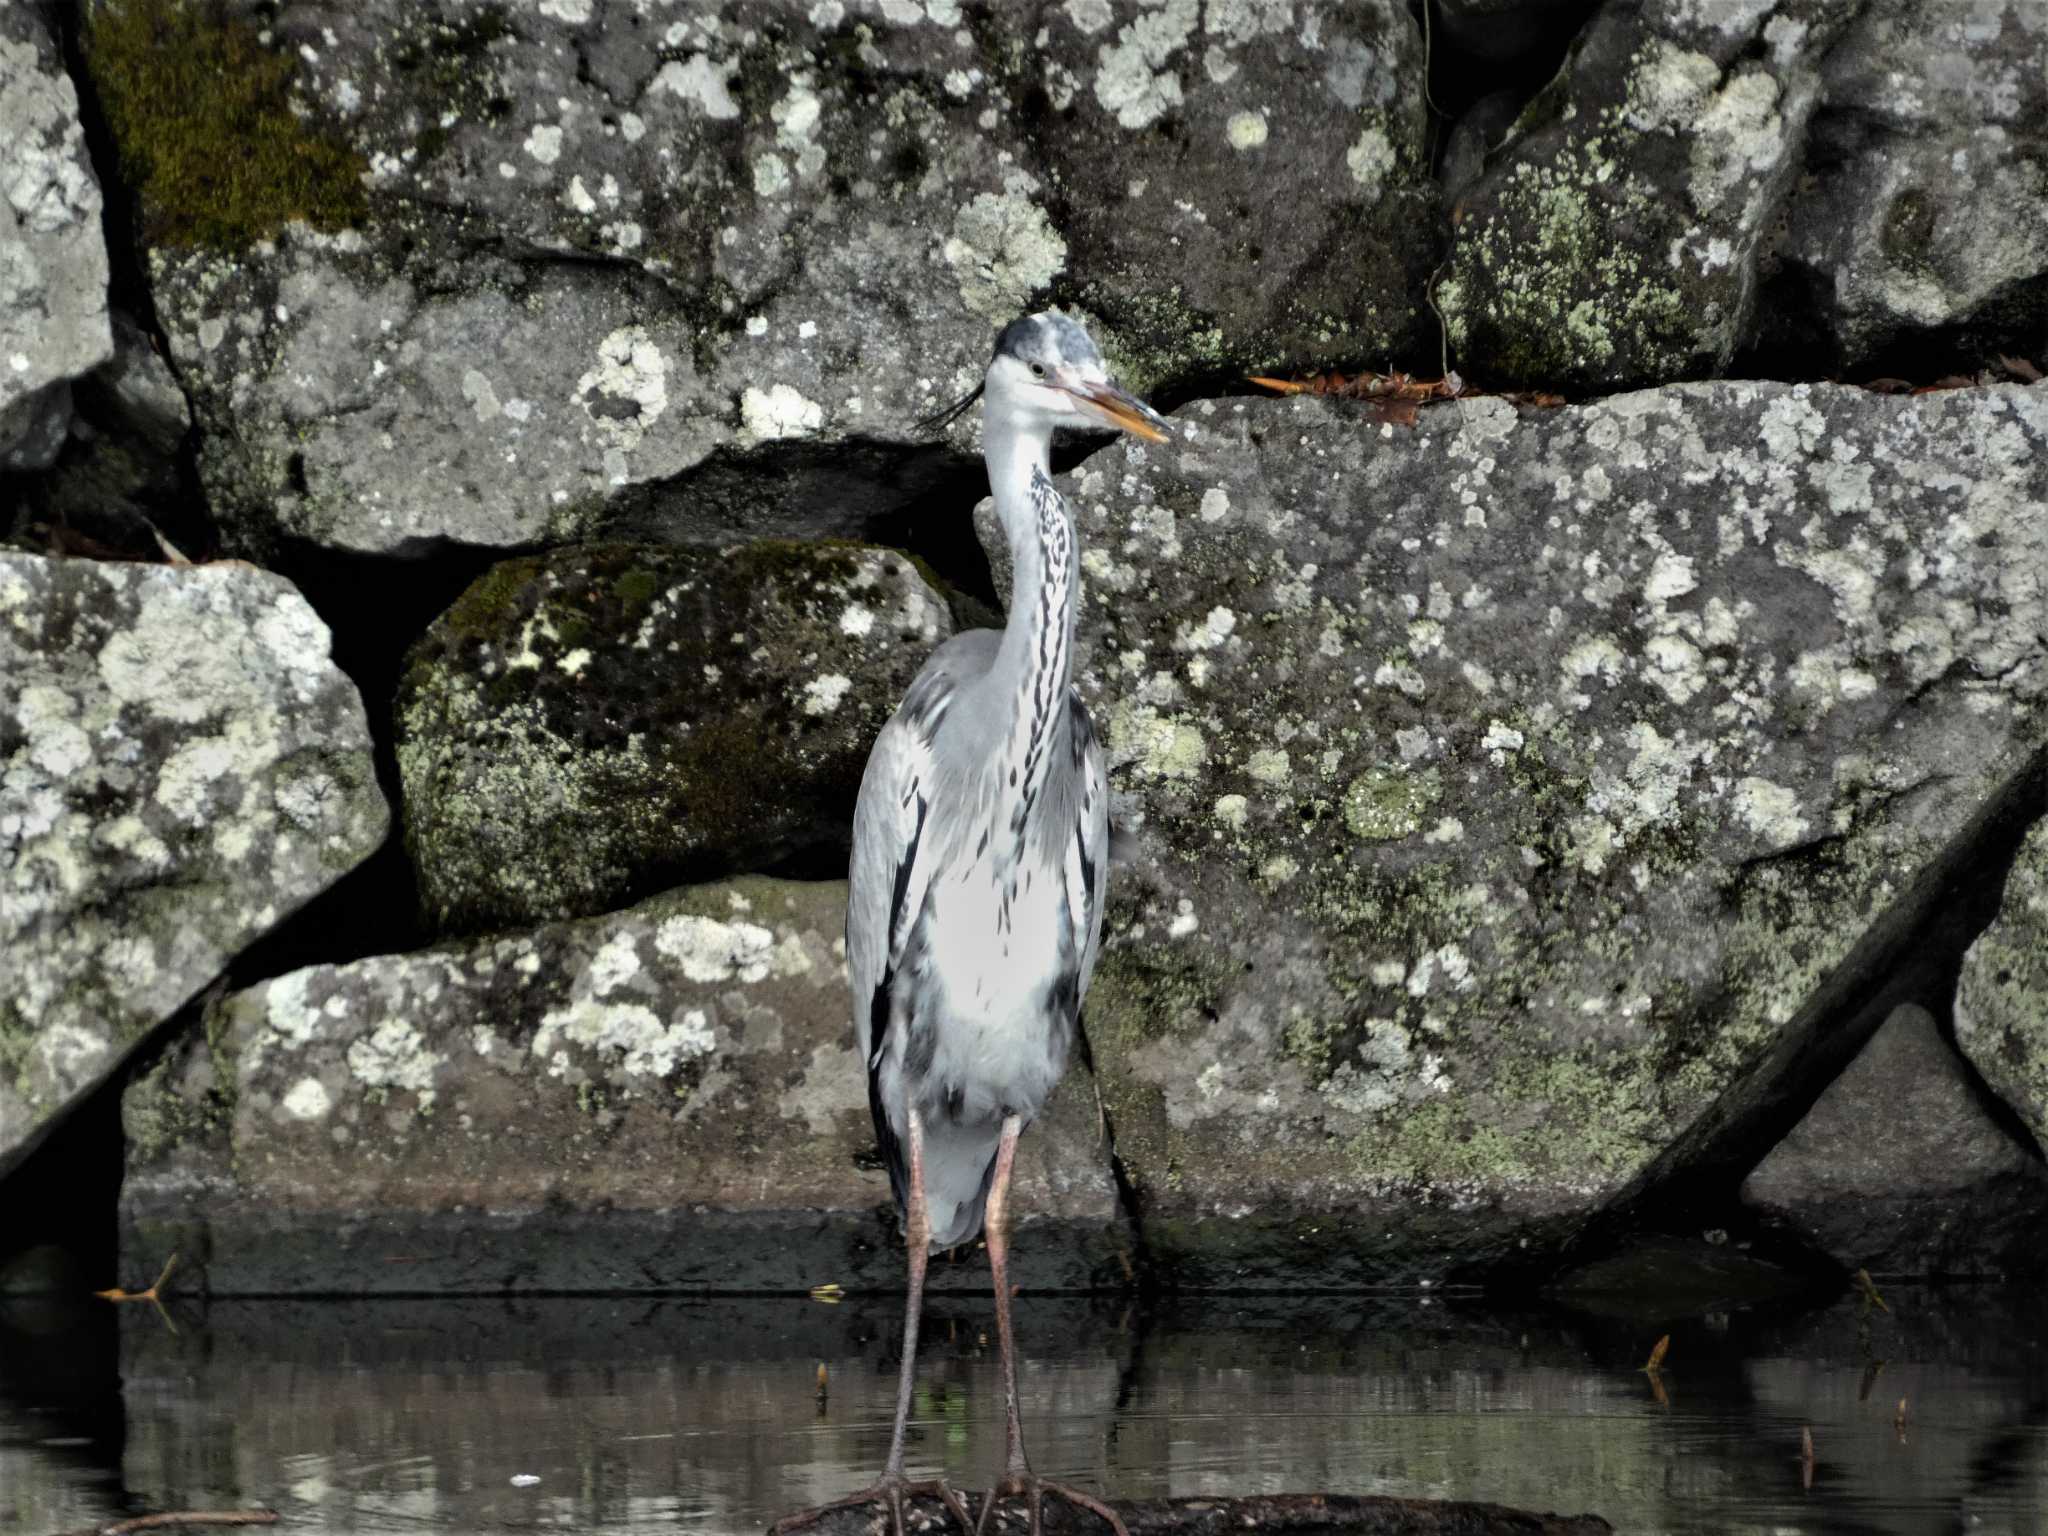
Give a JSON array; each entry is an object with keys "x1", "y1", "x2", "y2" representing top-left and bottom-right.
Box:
[{"x1": 847, "y1": 638, "x2": 988, "y2": 1204}]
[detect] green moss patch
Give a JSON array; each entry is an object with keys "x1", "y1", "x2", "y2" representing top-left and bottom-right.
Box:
[{"x1": 84, "y1": 0, "x2": 368, "y2": 248}]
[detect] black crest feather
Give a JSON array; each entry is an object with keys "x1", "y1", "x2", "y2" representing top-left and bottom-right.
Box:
[{"x1": 915, "y1": 381, "x2": 983, "y2": 436}]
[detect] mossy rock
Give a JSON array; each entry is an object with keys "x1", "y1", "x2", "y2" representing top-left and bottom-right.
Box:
[
  {"x1": 82, "y1": 0, "x2": 368, "y2": 250},
  {"x1": 1437, "y1": 2, "x2": 1848, "y2": 390},
  {"x1": 396, "y1": 539, "x2": 952, "y2": 934}
]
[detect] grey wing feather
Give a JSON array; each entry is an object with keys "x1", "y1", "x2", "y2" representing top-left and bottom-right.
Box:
[{"x1": 847, "y1": 632, "x2": 998, "y2": 1205}]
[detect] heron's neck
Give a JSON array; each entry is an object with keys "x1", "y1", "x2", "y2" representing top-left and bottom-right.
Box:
[{"x1": 987, "y1": 420, "x2": 1074, "y2": 820}]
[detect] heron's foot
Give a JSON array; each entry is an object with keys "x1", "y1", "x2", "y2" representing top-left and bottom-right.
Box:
[
  {"x1": 770, "y1": 1471, "x2": 973, "y2": 1536},
  {"x1": 972, "y1": 1472, "x2": 1127, "y2": 1536}
]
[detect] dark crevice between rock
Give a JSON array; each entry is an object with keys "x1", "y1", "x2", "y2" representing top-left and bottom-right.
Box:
[
  {"x1": 1413, "y1": 0, "x2": 1600, "y2": 186},
  {"x1": 594, "y1": 436, "x2": 1001, "y2": 616},
  {"x1": 0, "y1": 1060, "x2": 122, "y2": 1291},
  {"x1": 1554, "y1": 746, "x2": 2048, "y2": 1286},
  {"x1": 222, "y1": 539, "x2": 508, "y2": 987}
]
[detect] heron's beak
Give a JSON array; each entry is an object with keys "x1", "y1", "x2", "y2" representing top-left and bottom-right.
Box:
[{"x1": 1067, "y1": 379, "x2": 1170, "y2": 443}]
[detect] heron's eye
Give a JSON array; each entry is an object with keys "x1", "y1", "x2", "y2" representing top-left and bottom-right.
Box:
[{"x1": 1030, "y1": 362, "x2": 1046, "y2": 378}]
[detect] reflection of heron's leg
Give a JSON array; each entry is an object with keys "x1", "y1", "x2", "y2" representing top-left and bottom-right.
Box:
[{"x1": 975, "y1": 1115, "x2": 1127, "y2": 1536}]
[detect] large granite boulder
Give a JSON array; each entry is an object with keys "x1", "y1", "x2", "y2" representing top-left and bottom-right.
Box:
[
  {"x1": 1764, "y1": 0, "x2": 2048, "y2": 371},
  {"x1": 1955, "y1": 818, "x2": 2048, "y2": 1154},
  {"x1": 397, "y1": 539, "x2": 951, "y2": 934},
  {"x1": 119, "y1": 877, "x2": 1127, "y2": 1294},
  {"x1": 1, "y1": 0, "x2": 113, "y2": 468},
  {"x1": 1741, "y1": 1003, "x2": 2048, "y2": 1278},
  {"x1": 0, "y1": 554, "x2": 387, "y2": 1179},
  {"x1": 1437, "y1": 0, "x2": 1854, "y2": 390},
  {"x1": 993, "y1": 382, "x2": 2045, "y2": 1284},
  {"x1": 100, "y1": 0, "x2": 1438, "y2": 557}
]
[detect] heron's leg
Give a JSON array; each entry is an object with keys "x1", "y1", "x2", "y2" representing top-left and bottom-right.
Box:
[
  {"x1": 974, "y1": 1116, "x2": 1126, "y2": 1536},
  {"x1": 772, "y1": 1108, "x2": 971, "y2": 1536}
]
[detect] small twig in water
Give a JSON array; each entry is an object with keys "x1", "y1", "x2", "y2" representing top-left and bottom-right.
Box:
[{"x1": 55, "y1": 1509, "x2": 278, "y2": 1536}]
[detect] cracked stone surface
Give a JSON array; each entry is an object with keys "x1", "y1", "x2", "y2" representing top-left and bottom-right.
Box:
[
  {"x1": 119, "y1": 876, "x2": 1128, "y2": 1294},
  {"x1": 1742, "y1": 1003, "x2": 2048, "y2": 1278},
  {"x1": 0, "y1": 0, "x2": 113, "y2": 468},
  {"x1": 396, "y1": 538, "x2": 952, "y2": 934},
  {"x1": 0, "y1": 554, "x2": 387, "y2": 1179},
  {"x1": 1438, "y1": 0, "x2": 1857, "y2": 391},
  {"x1": 143, "y1": 0, "x2": 1436, "y2": 556},
  {"x1": 1767, "y1": 0, "x2": 2048, "y2": 370},
  {"x1": 981, "y1": 382, "x2": 2045, "y2": 1284},
  {"x1": 1956, "y1": 818, "x2": 2048, "y2": 1156}
]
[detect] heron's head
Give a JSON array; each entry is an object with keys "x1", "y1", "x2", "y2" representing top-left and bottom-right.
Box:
[{"x1": 920, "y1": 311, "x2": 1169, "y2": 443}]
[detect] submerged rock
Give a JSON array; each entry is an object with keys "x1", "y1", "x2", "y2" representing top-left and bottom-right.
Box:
[
  {"x1": 1438, "y1": 0, "x2": 1851, "y2": 390},
  {"x1": 396, "y1": 539, "x2": 951, "y2": 934},
  {"x1": 1955, "y1": 819, "x2": 2048, "y2": 1154},
  {"x1": 0, "y1": 1, "x2": 113, "y2": 468},
  {"x1": 122, "y1": 0, "x2": 1435, "y2": 555},
  {"x1": 991, "y1": 383, "x2": 2045, "y2": 1284},
  {"x1": 118, "y1": 876, "x2": 1127, "y2": 1295},
  {"x1": 0, "y1": 554, "x2": 386, "y2": 1179},
  {"x1": 1766, "y1": 0, "x2": 2048, "y2": 370},
  {"x1": 1742, "y1": 1004, "x2": 2048, "y2": 1278}
]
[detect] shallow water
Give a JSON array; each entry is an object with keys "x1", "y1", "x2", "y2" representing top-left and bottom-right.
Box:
[{"x1": 5, "y1": 1282, "x2": 2046, "y2": 1535}]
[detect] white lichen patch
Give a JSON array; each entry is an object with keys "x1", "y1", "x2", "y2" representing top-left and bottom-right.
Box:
[
  {"x1": 1226, "y1": 110, "x2": 1268, "y2": 150},
  {"x1": 653, "y1": 912, "x2": 781, "y2": 984},
  {"x1": 575, "y1": 326, "x2": 668, "y2": 451},
  {"x1": 1093, "y1": 0, "x2": 1196, "y2": 129},
  {"x1": 1107, "y1": 700, "x2": 1206, "y2": 780},
  {"x1": 533, "y1": 999, "x2": 716, "y2": 1079},
  {"x1": 741, "y1": 383, "x2": 825, "y2": 441},
  {"x1": 1345, "y1": 125, "x2": 1396, "y2": 198},
  {"x1": 1175, "y1": 605, "x2": 1236, "y2": 651},
  {"x1": 802, "y1": 673, "x2": 852, "y2": 715},
  {"x1": 1730, "y1": 775, "x2": 1809, "y2": 851},
  {"x1": 943, "y1": 193, "x2": 1067, "y2": 321},
  {"x1": 281, "y1": 1076, "x2": 332, "y2": 1121},
  {"x1": 346, "y1": 1017, "x2": 446, "y2": 1109},
  {"x1": 1247, "y1": 747, "x2": 1290, "y2": 785},
  {"x1": 653, "y1": 53, "x2": 739, "y2": 118}
]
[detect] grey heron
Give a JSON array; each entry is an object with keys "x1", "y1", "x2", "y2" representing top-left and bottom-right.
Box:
[{"x1": 775, "y1": 313, "x2": 1165, "y2": 1536}]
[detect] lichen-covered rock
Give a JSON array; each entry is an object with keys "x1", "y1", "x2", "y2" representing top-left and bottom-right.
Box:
[
  {"x1": 1955, "y1": 818, "x2": 2048, "y2": 1154},
  {"x1": 0, "y1": 554, "x2": 387, "y2": 1179},
  {"x1": 998, "y1": 383, "x2": 2044, "y2": 1284},
  {"x1": 119, "y1": 876, "x2": 1128, "y2": 1294},
  {"x1": 1765, "y1": 0, "x2": 2048, "y2": 370},
  {"x1": 1, "y1": 1, "x2": 113, "y2": 468},
  {"x1": 122, "y1": 0, "x2": 1435, "y2": 555},
  {"x1": 1741, "y1": 1004, "x2": 2048, "y2": 1277},
  {"x1": 1438, "y1": 0, "x2": 1853, "y2": 390},
  {"x1": 397, "y1": 539, "x2": 951, "y2": 934}
]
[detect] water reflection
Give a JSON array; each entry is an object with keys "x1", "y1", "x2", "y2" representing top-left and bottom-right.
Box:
[{"x1": 4, "y1": 1285, "x2": 2046, "y2": 1535}]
